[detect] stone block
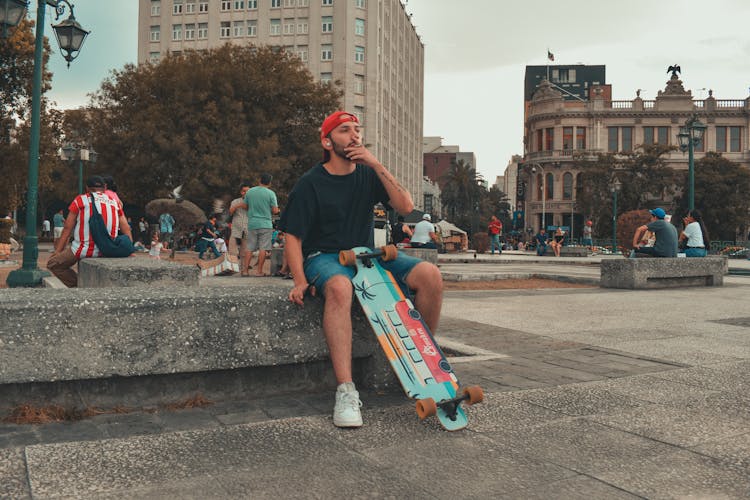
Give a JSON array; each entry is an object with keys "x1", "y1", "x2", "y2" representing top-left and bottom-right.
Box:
[
  {"x1": 0, "y1": 282, "x2": 395, "y2": 394},
  {"x1": 544, "y1": 246, "x2": 589, "y2": 257},
  {"x1": 600, "y1": 256, "x2": 727, "y2": 289},
  {"x1": 78, "y1": 258, "x2": 200, "y2": 288}
]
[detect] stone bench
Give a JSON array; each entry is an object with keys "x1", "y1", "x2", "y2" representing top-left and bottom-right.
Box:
[
  {"x1": 78, "y1": 258, "x2": 199, "y2": 288},
  {"x1": 600, "y1": 256, "x2": 728, "y2": 289},
  {"x1": 270, "y1": 247, "x2": 438, "y2": 275},
  {"x1": 0, "y1": 283, "x2": 394, "y2": 410},
  {"x1": 543, "y1": 246, "x2": 589, "y2": 257}
]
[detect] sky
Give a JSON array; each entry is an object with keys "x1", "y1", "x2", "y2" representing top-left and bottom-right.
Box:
[{"x1": 43, "y1": 0, "x2": 750, "y2": 184}]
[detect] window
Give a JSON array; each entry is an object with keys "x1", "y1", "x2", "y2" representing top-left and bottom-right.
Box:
[
  {"x1": 576, "y1": 127, "x2": 586, "y2": 149},
  {"x1": 284, "y1": 0, "x2": 295, "y2": 7},
  {"x1": 234, "y1": 0, "x2": 244, "y2": 9},
  {"x1": 424, "y1": 194, "x2": 433, "y2": 215},
  {"x1": 551, "y1": 68, "x2": 575, "y2": 83},
  {"x1": 322, "y1": 0, "x2": 332, "y2": 5},
  {"x1": 320, "y1": 72, "x2": 332, "y2": 84},
  {"x1": 355, "y1": 18, "x2": 365, "y2": 36},
  {"x1": 608, "y1": 127, "x2": 618, "y2": 152},
  {"x1": 536, "y1": 129, "x2": 543, "y2": 152},
  {"x1": 185, "y1": 1, "x2": 195, "y2": 13},
  {"x1": 172, "y1": 24, "x2": 182, "y2": 41},
  {"x1": 198, "y1": 22, "x2": 208, "y2": 39},
  {"x1": 715, "y1": 126, "x2": 741, "y2": 152},
  {"x1": 643, "y1": 126, "x2": 669, "y2": 146},
  {"x1": 173, "y1": 0, "x2": 183, "y2": 14},
  {"x1": 544, "y1": 128, "x2": 554, "y2": 151},
  {"x1": 149, "y1": 51, "x2": 160, "y2": 63},
  {"x1": 247, "y1": 20, "x2": 257, "y2": 36},
  {"x1": 536, "y1": 174, "x2": 543, "y2": 201},
  {"x1": 355, "y1": 0, "x2": 365, "y2": 7},
  {"x1": 199, "y1": 1, "x2": 208, "y2": 12},
  {"x1": 270, "y1": 19, "x2": 281, "y2": 35},
  {"x1": 233, "y1": 21, "x2": 245, "y2": 37},
  {"x1": 354, "y1": 106, "x2": 364, "y2": 122},
  {"x1": 297, "y1": 19, "x2": 308, "y2": 33},
  {"x1": 562, "y1": 127, "x2": 573, "y2": 150},
  {"x1": 321, "y1": 16, "x2": 333, "y2": 33},
  {"x1": 657, "y1": 126, "x2": 669, "y2": 145},
  {"x1": 296, "y1": 45, "x2": 308, "y2": 61},
  {"x1": 621, "y1": 127, "x2": 633, "y2": 152},
  {"x1": 643, "y1": 126, "x2": 654, "y2": 145},
  {"x1": 354, "y1": 74, "x2": 365, "y2": 94},
  {"x1": 563, "y1": 172, "x2": 573, "y2": 200},
  {"x1": 298, "y1": 0, "x2": 309, "y2": 5},
  {"x1": 283, "y1": 19, "x2": 295, "y2": 35},
  {"x1": 221, "y1": 1, "x2": 231, "y2": 11},
  {"x1": 545, "y1": 173, "x2": 554, "y2": 200},
  {"x1": 151, "y1": 2, "x2": 160, "y2": 16},
  {"x1": 321, "y1": 44, "x2": 332, "y2": 60},
  {"x1": 355, "y1": 45, "x2": 365, "y2": 63},
  {"x1": 220, "y1": 21, "x2": 231, "y2": 38},
  {"x1": 185, "y1": 23, "x2": 195, "y2": 40},
  {"x1": 247, "y1": 0, "x2": 257, "y2": 8},
  {"x1": 150, "y1": 25, "x2": 160, "y2": 42},
  {"x1": 271, "y1": 0, "x2": 281, "y2": 7}
]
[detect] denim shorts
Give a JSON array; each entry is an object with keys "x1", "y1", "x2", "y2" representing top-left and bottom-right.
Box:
[
  {"x1": 303, "y1": 251, "x2": 423, "y2": 297},
  {"x1": 248, "y1": 228, "x2": 273, "y2": 251}
]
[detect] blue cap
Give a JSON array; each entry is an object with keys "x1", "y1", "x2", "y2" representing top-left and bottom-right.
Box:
[{"x1": 650, "y1": 208, "x2": 666, "y2": 219}]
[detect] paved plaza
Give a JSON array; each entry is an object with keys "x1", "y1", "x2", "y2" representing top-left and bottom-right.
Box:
[{"x1": 1, "y1": 254, "x2": 750, "y2": 498}]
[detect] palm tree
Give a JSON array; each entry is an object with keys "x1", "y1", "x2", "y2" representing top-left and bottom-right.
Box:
[{"x1": 440, "y1": 159, "x2": 483, "y2": 233}]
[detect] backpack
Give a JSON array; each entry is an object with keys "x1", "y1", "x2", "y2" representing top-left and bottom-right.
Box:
[{"x1": 88, "y1": 194, "x2": 135, "y2": 257}]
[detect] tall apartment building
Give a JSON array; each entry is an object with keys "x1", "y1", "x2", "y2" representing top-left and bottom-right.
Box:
[
  {"x1": 137, "y1": 0, "x2": 424, "y2": 205},
  {"x1": 520, "y1": 66, "x2": 750, "y2": 236}
]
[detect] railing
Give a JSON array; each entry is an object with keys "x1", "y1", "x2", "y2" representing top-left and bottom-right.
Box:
[
  {"x1": 643, "y1": 100, "x2": 655, "y2": 109},
  {"x1": 694, "y1": 101, "x2": 704, "y2": 108},
  {"x1": 716, "y1": 99, "x2": 746, "y2": 108},
  {"x1": 610, "y1": 101, "x2": 633, "y2": 109},
  {"x1": 526, "y1": 149, "x2": 597, "y2": 161}
]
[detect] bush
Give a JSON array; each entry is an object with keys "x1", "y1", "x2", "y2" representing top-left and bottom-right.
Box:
[
  {"x1": 0, "y1": 219, "x2": 12, "y2": 244},
  {"x1": 472, "y1": 232, "x2": 489, "y2": 253},
  {"x1": 616, "y1": 209, "x2": 651, "y2": 251}
]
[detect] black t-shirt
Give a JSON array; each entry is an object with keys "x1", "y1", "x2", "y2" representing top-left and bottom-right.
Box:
[{"x1": 279, "y1": 163, "x2": 389, "y2": 257}]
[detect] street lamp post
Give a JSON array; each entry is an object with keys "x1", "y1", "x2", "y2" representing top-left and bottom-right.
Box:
[
  {"x1": 61, "y1": 143, "x2": 97, "y2": 194},
  {"x1": 677, "y1": 114, "x2": 707, "y2": 212},
  {"x1": 5, "y1": 0, "x2": 89, "y2": 288},
  {"x1": 610, "y1": 176, "x2": 622, "y2": 254},
  {"x1": 0, "y1": 0, "x2": 26, "y2": 37},
  {"x1": 531, "y1": 164, "x2": 546, "y2": 231}
]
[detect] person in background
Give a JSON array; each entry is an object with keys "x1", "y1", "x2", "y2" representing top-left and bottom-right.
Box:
[
  {"x1": 159, "y1": 212, "x2": 176, "y2": 249},
  {"x1": 487, "y1": 216, "x2": 503, "y2": 255},
  {"x1": 582, "y1": 220, "x2": 593, "y2": 250},
  {"x1": 391, "y1": 215, "x2": 413, "y2": 247},
  {"x1": 631, "y1": 207, "x2": 678, "y2": 258},
  {"x1": 229, "y1": 182, "x2": 251, "y2": 276},
  {"x1": 534, "y1": 228, "x2": 548, "y2": 256},
  {"x1": 680, "y1": 209, "x2": 708, "y2": 258},
  {"x1": 410, "y1": 213, "x2": 438, "y2": 249},
  {"x1": 42, "y1": 218, "x2": 51, "y2": 238},
  {"x1": 549, "y1": 226, "x2": 565, "y2": 257}
]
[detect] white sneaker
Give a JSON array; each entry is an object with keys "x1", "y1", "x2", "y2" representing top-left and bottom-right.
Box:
[{"x1": 333, "y1": 382, "x2": 363, "y2": 428}]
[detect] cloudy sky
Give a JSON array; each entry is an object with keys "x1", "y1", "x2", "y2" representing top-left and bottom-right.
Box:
[{"x1": 44, "y1": 0, "x2": 750, "y2": 184}]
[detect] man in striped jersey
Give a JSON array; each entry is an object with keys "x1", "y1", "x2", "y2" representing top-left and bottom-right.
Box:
[{"x1": 47, "y1": 175, "x2": 132, "y2": 287}]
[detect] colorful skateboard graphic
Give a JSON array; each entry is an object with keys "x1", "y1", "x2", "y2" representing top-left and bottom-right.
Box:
[{"x1": 340, "y1": 245, "x2": 483, "y2": 430}]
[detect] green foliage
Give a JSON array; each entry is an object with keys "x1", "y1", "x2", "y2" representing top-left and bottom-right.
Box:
[
  {"x1": 471, "y1": 232, "x2": 489, "y2": 253},
  {"x1": 86, "y1": 45, "x2": 342, "y2": 210},
  {"x1": 676, "y1": 152, "x2": 750, "y2": 240},
  {"x1": 440, "y1": 160, "x2": 510, "y2": 235}
]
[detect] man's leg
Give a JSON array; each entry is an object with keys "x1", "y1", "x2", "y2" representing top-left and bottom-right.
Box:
[
  {"x1": 322, "y1": 275, "x2": 355, "y2": 383},
  {"x1": 47, "y1": 248, "x2": 78, "y2": 288},
  {"x1": 404, "y1": 261, "x2": 443, "y2": 332}
]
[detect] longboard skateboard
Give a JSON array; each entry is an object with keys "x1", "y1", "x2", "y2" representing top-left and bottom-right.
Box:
[{"x1": 339, "y1": 245, "x2": 483, "y2": 431}]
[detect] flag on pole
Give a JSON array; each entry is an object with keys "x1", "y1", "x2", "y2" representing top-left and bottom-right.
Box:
[{"x1": 547, "y1": 50, "x2": 555, "y2": 62}]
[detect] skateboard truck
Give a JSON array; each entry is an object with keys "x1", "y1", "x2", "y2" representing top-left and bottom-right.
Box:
[{"x1": 416, "y1": 386, "x2": 484, "y2": 422}]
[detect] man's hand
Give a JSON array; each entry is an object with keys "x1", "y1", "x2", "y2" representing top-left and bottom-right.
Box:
[
  {"x1": 343, "y1": 144, "x2": 378, "y2": 167},
  {"x1": 289, "y1": 281, "x2": 315, "y2": 306}
]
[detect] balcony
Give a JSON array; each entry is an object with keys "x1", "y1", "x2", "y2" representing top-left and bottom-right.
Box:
[{"x1": 526, "y1": 149, "x2": 599, "y2": 162}]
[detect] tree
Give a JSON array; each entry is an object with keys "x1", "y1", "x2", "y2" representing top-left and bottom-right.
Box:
[
  {"x1": 86, "y1": 45, "x2": 342, "y2": 211},
  {"x1": 440, "y1": 159, "x2": 482, "y2": 233},
  {"x1": 675, "y1": 152, "x2": 750, "y2": 240}
]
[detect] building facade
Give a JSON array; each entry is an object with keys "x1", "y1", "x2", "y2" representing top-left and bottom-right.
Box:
[
  {"x1": 521, "y1": 67, "x2": 750, "y2": 237},
  {"x1": 137, "y1": 0, "x2": 424, "y2": 205}
]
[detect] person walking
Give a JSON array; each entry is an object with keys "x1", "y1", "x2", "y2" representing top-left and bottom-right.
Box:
[
  {"x1": 228, "y1": 182, "x2": 251, "y2": 275},
  {"x1": 47, "y1": 176, "x2": 132, "y2": 287},
  {"x1": 280, "y1": 110, "x2": 442, "y2": 428},
  {"x1": 53, "y1": 209, "x2": 65, "y2": 244},
  {"x1": 487, "y1": 216, "x2": 503, "y2": 255},
  {"x1": 159, "y1": 212, "x2": 175, "y2": 249},
  {"x1": 242, "y1": 173, "x2": 279, "y2": 276}
]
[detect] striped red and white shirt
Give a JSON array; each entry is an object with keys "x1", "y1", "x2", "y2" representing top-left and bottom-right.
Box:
[{"x1": 69, "y1": 191, "x2": 123, "y2": 259}]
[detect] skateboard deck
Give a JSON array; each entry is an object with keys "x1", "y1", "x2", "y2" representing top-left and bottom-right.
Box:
[{"x1": 340, "y1": 246, "x2": 482, "y2": 430}]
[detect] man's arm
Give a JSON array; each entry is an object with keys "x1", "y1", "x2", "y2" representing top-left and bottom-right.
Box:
[
  {"x1": 344, "y1": 146, "x2": 414, "y2": 215},
  {"x1": 285, "y1": 233, "x2": 312, "y2": 305},
  {"x1": 632, "y1": 225, "x2": 647, "y2": 247},
  {"x1": 272, "y1": 206, "x2": 280, "y2": 215},
  {"x1": 119, "y1": 213, "x2": 133, "y2": 240},
  {"x1": 54, "y1": 212, "x2": 77, "y2": 253}
]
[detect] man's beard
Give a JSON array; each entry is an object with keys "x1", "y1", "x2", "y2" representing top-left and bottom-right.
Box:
[{"x1": 331, "y1": 140, "x2": 351, "y2": 161}]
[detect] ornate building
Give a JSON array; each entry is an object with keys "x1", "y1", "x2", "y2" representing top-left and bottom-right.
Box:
[{"x1": 520, "y1": 68, "x2": 750, "y2": 237}]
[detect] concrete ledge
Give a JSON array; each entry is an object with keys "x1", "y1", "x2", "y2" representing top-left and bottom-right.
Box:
[
  {"x1": 600, "y1": 256, "x2": 727, "y2": 289},
  {"x1": 0, "y1": 283, "x2": 394, "y2": 397},
  {"x1": 78, "y1": 258, "x2": 200, "y2": 287},
  {"x1": 544, "y1": 246, "x2": 589, "y2": 257}
]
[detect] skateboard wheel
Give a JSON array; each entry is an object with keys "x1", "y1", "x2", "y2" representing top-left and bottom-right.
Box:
[
  {"x1": 415, "y1": 398, "x2": 437, "y2": 420},
  {"x1": 463, "y1": 386, "x2": 484, "y2": 405},
  {"x1": 381, "y1": 244, "x2": 398, "y2": 261},
  {"x1": 339, "y1": 249, "x2": 356, "y2": 266}
]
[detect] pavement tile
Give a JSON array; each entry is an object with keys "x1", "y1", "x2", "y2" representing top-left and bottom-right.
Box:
[
  {"x1": 590, "y1": 404, "x2": 750, "y2": 448},
  {"x1": 0, "y1": 447, "x2": 31, "y2": 499},
  {"x1": 89, "y1": 411, "x2": 165, "y2": 439},
  {"x1": 516, "y1": 384, "x2": 647, "y2": 417},
  {"x1": 648, "y1": 360, "x2": 750, "y2": 393},
  {"x1": 0, "y1": 427, "x2": 41, "y2": 449},
  {"x1": 590, "y1": 449, "x2": 750, "y2": 499},
  {"x1": 463, "y1": 392, "x2": 571, "y2": 433},
  {"x1": 593, "y1": 374, "x2": 723, "y2": 407},
  {"x1": 94, "y1": 477, "x2": 230, "y2": 500},
  {"x1": 498, "y1": 474, "x2": 642, "y2": 500},
  {"x1": 607, "y1": 336, "x2": 747, "y2": 366},
  {"x1": 34, "y1": 419, "x2": 109, "y2": 445},
  {"x1": 154, "y1": 407, "x2": 222, "y2": 432},
  {"x1": 691, "y1": 431, "x2": 750, "y2": 472}
]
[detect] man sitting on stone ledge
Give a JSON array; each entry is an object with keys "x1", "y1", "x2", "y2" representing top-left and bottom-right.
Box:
[
  {"x1": 280, "y1": 111, "x2": 443, "y2": 429},
  {"x1": 630, "y1": 207, "x2": 678, "y2": 258},
  {"x1": 48, "y1": 175, "x2": 132, "y2": 287}
]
